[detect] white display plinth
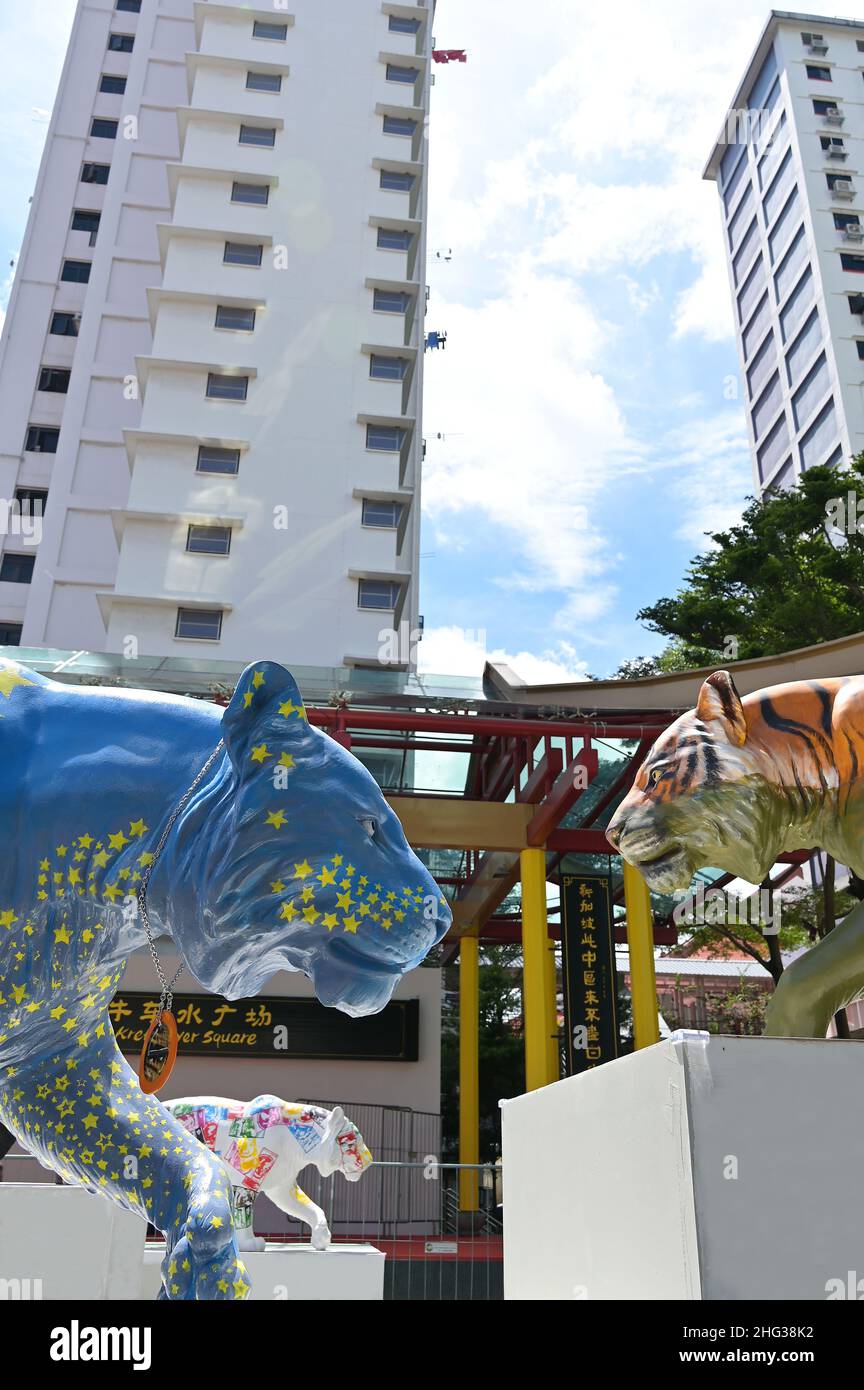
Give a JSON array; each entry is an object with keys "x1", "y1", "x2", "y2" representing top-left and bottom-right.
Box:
[
  {"x1": 141, "y1": 1242, "x2": 386, "y2": 1300},
  {"x1": 0, "y1": 1183, "x2": 146, "y2": 1300},
  {"x1": 501, "y1": 1033, "x2": 864, "y2": 1300}
]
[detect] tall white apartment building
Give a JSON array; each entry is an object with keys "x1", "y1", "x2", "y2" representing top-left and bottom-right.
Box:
[
  {"x1": 0, "y1": 0, "x2": 431, "y2": 667},
  {"x1": 705, "y1": 10, "x2": 864, "y2": 494}
]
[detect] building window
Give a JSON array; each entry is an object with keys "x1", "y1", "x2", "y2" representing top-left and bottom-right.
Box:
[
  {"x1": 362, "y1": 499, "x2": 403, "y2": 528},
  {"x1": 358, "y1": 579, "x2": 401, "y2": 610},
  {"x1": 827, "y1": 172, "x2": 854, "y2": 192},
  {"x1": 246, "y1": 71, "x2": 282, "y2": 92},
  {"x1": 206, "y1": 373, "x2": 249, "y2": 402},
  {"x1": 834, "y1": 212, "x2": 861, "y2": 229},
  {"x1": 386, "y1": 63, "x2": 419, "y2": 85},
  {"x1": 841, "y1": 254, "x2": 864, "y2": 272},
  {"x1": 107, "y1": 34, "x2": 134, "y2": 52},
  {"x1": 801, "y1": 31, "x2": 826, "y2": 48},
  {"x1": 197, "y1": 446, "x2": 240, "y2": 476},
  {"x1": 0, "y1": 554, "x2": 35, "y2": 585},
  {"x1": 821, "y1": 135, "x2": 846, "y2": 154},
  {"x1": 377, "y1": 226, "x2": 413, "y2": 251},
  {"x1": 856, "y1": 341, "x2": 864, "y2": 360},
  {"x1": 813, "y1": 99, "x2": 842, "y2": 117},
  {"x1": 187, "y1": 525, "x2": 232, "y2": 556},
  {"x1": 38, "y1": 368, "x2": 71, "y2": 394},
  {"x1": 383, "y1": 115, "x2": 417, "y2": 136},
  {"x1": 175, "y1": 607, "x2": 223, "y2": 641},
  {"x1": 215, "y1": 305, "x2": 256, "y2": 331},
  {"x1": 0, "y1": 624, "x2": 22, "y2": 646},
  {"x1": 231, "y1": 180, "x2": 270, "y2": 206},
  {"x1": 370, "y1": 354, "x2": 407, "y2": 380},
  {"x1": 81, "y1": 162, "x2": 110, "y2": 185},
  {"x1": 847, "y1": 293, "x2": 864, "y2": 315},
  {"x1": 224, "y1": 241, "x2": 264, "y2": 266},
  {"x1": 373, "y1": 288, "x2": 410, "y2": 313},
  {"x1": 366, "y1": 424, "x2": 404, "y2": 451},
  {"x1": 15, "y1": 488, "x2": 47, "y2": 516},
  {"x1": 100, "y1": 74, "x2": 127, "y2": 94},
  {"x1": 25, "y1": 426, "x2": 59, "y2": 453},
  {"x1": 60, "y1": 260, "x2": 91, "y2": 284},
  {"x1": 90, "y1": 118, "x2": 119, "y2": 139},
  {"x1": 805, "y1": 65, "x2": 831, "y2": 81},
  {"x1": 252, "y1": 20, "x2": 288, "y2": 41},
  {"x1": 116, "y1": 0, "x2": 142, "y2": 10},
  {"x1": 380, "y1": 168, "x2": 415, "y2": 192},
  {"x1": 49, "y1": 312, "x2": 80, "y2": 337},
  {"x1": 71, "y1": 210, "x2": 101, "y2": 236},
  {"x1": 239, "y1": 124, "x2": 277, "y2": 148},
  {"x1": 389, "y1": 15, "x2": 421, "y2": 33}
]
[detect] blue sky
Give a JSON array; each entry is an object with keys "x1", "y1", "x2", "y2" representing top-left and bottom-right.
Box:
[{"x1": 2, "y1": 0, "x2": 860, "y2": 681}]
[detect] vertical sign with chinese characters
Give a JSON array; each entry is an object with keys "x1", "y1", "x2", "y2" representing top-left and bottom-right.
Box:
[{"x1": 560, "y1": 874, "x2": 620, "y2": 1074}]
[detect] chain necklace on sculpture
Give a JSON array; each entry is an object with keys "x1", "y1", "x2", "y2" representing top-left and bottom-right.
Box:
[{"x1": 136, "y1": 739, "x2": 225, "y2": 1093}]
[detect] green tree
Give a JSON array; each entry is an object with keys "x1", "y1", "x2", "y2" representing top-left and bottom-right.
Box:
[
  {"x1": 610, "y1": 656, "x2": 660, "y2": 680},
  {"x1": 637, "y1": 457, "x2": 864, "y2": 668},
  {"x1": 668, "y1": 895, "x2": 812, "y2": 984}
]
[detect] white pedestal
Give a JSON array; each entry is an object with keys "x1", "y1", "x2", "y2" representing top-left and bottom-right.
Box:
[
  {"x1": 0, "y1": 1184, "x2": 147, "y2": 1300},
  {"x1": 501, "y1": 1034, "x2": 864, "y2": 1300},
  {"x1": 141, "y1": 1242, "x2": 386, "y2": 1300}
]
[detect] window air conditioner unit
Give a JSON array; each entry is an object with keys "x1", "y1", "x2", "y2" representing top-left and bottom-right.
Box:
[
  {"x1": 833, "y1": 179, "x2": 855, "y2": 198},
  {"x1": 843, "y1": 224, "x2": 864, "y2": 240},
  {"x1": 808, "y1": 39, "x2": 828, "y2": 54},
  {"x1": 824, "y1": 108, "x2": 844, "y2": 124},
  {"x1": 828, "y1": 142, "x2": 847, "y2": 158}
]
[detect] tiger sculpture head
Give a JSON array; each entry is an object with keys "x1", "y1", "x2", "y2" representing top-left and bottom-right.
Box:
[{"x1": 606, "y1": 669, "x2": 857, "y2": 892}]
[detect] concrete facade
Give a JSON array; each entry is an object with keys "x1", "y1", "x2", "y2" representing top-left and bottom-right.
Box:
[
  {"x1": 705, "y1": 11, "x2": 864, "y2": 492},
  {"x1": 0, "y1": 0, "x2": 431, "y2": 666}
]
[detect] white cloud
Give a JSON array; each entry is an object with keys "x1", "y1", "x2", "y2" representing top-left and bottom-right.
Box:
[
  {"x1": 423, "y1": 267, "x2": 639, "y2": 594},
  {"x1": 417, "y1": 624, "x2": 589, "y2": 684},
  {"x1": 672, "y1": 239, "x2": 736, "y2": 344},
  {"x1": 660, "y1": 414, "x2": 755, "y2": 546},
  {"x1": 419, "y1": 0, "x2": 840, "y2": 675}
]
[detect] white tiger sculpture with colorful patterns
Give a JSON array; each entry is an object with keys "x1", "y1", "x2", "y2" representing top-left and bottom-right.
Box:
[{"x1": 165, "y1": 1095, "x2": 372, "y2": 1251}]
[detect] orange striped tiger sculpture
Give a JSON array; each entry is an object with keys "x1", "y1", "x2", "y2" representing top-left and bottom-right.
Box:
[{"x1": 606, "y1": 669, "x2": 864, "y2": 1038}]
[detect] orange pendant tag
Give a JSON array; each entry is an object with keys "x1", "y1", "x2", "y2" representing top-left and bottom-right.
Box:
[{"x1": 138, "y1": 1009, "x2": 178, "y2": 1094}]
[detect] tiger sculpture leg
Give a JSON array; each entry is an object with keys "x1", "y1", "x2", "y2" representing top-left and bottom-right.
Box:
[
  {"x1": 0, "y1": 1020, "x2": 251, "y2": 1300},
  {"x1": 266, "y1": 1179, "x2": 331, "y2": 1250},
  {"x1": 764, "y1": 899, "x2": 864, "y2": 1038}
]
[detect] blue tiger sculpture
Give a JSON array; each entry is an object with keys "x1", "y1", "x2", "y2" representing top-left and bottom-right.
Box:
[{"x1": 0, "y1": 659, "x2": 450, "y2": 1299}]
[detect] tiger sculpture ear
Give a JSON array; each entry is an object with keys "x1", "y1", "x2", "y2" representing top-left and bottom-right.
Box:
[
  {"x1": 220, "y1": 660, "x2": 316, "y2": 775},
  {"x1": 695, "y1": 670, "x2": 747, "y2": 747}
]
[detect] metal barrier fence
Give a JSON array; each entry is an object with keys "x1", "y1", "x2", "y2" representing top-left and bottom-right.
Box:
[
  {"x1": 256, "y1": 1156, "x2": 503, "y2": 1300},
  {"x1": 0, "y1": 1100, "x2": 504, "y2": 1300}
]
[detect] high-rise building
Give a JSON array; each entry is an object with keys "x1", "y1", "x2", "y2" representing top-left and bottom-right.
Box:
[
  {"x1": 704, "y1": 11, "x2": 864, "y2": 494},
  {"x1": 0, "y1": 0, "x2": 431, "y2": 667}
]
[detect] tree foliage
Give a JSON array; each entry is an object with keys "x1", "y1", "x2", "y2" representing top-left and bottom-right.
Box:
[{"x1": 637, "y1": 458, "x2": 864, "y2": 667}]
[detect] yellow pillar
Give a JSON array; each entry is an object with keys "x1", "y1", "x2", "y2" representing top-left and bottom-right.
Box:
[
  {"x1": 521, "y1": 848, "x2": 555, "y2": 1090},
  {"x1": 458, "y1": 935, "x2": 479, "y2": 1212},
  {"x1": 544, "y1": 934, "x2": 559, "y2": 1083},
  {"x1": 622, "y1": 859, "x2": 660, "y2": 1050}
]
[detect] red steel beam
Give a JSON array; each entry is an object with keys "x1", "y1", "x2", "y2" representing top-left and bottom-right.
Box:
[
  {"x1": 307, "y1": 707, "x2": 673, "y2": 740},
  {"x1": 527, "y1": 748, "x2": 600, "y2": 846},
  {"x1": 518, "y1": 746, "x2": 564, "y2": 803}
]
